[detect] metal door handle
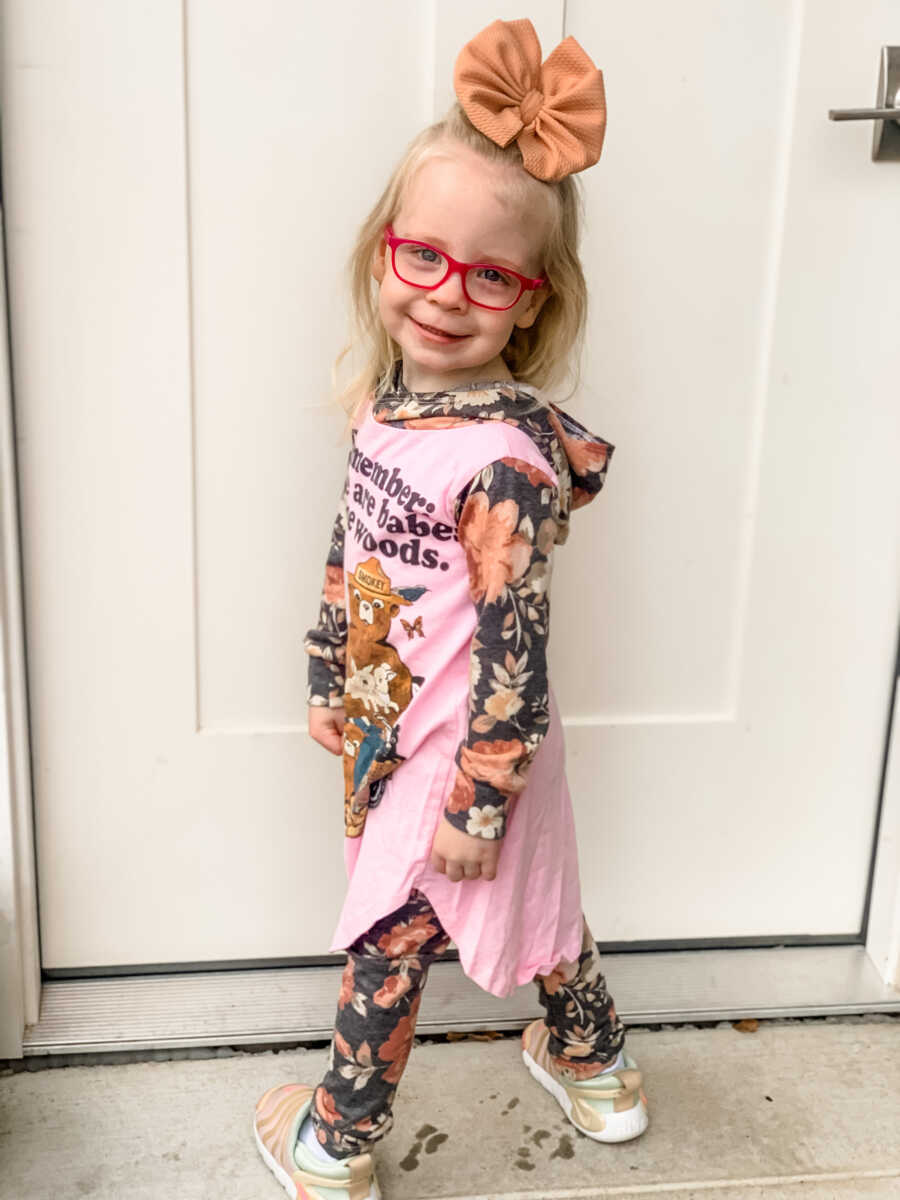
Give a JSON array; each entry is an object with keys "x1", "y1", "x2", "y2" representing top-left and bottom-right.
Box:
[
  {"x1": 828, "y1": 45, "x2": 900, "y2": 161},
  {"x1": 828, "y1": 107, "x2": 899, "y2": 122}
]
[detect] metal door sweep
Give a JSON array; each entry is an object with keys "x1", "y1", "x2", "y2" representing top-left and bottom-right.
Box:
[{"x1": 22, "y1": 945, "x2": 900, "y2": 1057}]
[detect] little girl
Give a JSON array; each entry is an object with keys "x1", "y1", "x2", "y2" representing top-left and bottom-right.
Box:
[{"x1": 254, "y1": 18, "x2": 648, "y2": 1199}]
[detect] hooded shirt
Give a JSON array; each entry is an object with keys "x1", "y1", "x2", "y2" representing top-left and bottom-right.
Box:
[{"x1": 304, "y1": 362, "x2": 615, "y2": 841}]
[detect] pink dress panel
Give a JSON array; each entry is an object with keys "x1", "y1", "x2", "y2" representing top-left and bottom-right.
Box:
[{"x1": 329, "y1": 407, "x2": 585, "y2": 997}]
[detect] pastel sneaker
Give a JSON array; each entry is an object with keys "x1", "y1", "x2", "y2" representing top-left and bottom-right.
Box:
[
  {"x1": 253, "y1": 1082, "x2": 381, "y2": 1199},
  {"x1": 521, "y1": 1018, "x2": 649, "y2": 1143}
]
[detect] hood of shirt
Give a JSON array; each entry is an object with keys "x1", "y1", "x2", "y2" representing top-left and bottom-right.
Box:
[{"x1": 370, "y1": 362, "x2": 615, "y2": 544}]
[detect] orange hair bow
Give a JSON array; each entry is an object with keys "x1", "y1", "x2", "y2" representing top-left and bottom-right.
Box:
[{"x1": 453, "y1": 17, "x2": 607, "y2": 183}]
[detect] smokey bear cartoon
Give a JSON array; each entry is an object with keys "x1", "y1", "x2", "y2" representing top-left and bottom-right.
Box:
[{"x1": 341, "y1": 556, "x2": 427, "y2": 837}]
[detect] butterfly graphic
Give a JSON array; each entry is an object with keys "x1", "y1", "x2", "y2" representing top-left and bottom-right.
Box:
[{"x1": 400, "y1": 616, "x2": 425, "y2": 640}]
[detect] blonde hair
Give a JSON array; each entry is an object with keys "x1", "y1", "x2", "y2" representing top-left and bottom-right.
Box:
[{"x1": 333, "y1": 103, "x2": 588, "y2": 428}]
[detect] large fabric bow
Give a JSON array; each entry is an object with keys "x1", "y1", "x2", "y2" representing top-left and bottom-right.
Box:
[{"x1": 453, "y1": 18, "x2": 606, "y2": 182}]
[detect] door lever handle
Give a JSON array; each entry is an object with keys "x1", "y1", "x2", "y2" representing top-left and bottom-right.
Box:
[
  {"x1": 828, "y1": 107, "x2": 899, "y2": 122},
  {"x1": 828, "y1": 45, "x2": 900, "y2": 161}
]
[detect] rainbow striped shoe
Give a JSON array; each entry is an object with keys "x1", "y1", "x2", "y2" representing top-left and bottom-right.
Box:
[
  {"x1": 253, "y1": 1083, "x2": 381, "y2": 1199},
  {"x1": 521, "y1": 1018, "x2": 649, "y2": 1143}
]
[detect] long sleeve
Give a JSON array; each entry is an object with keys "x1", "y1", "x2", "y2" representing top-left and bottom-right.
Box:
[
  {"x1": 303, "y1": 465, "x2": 350, "y2": 708},
  {"x1": 443, "y1": 456, "x2": 559, "y2": 840}
]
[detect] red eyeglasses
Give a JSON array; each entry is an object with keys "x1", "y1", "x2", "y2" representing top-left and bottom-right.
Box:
[{"x1": 383, "y1": 226, "x2": 546, "y2": 311}]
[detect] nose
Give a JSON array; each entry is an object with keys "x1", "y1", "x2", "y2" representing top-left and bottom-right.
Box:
[{"x1": 426, "y1": 264, "x2": 468, "y2": 310}]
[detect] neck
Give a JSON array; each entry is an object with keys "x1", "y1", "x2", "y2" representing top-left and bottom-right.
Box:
[{"x1": 400, "y1": 351, "x2": 514, "y2": 393}]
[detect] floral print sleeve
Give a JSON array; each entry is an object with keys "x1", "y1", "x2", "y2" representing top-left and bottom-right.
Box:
[
  {"x1": 443, "y1": 456, "x2": 558, "y2": 841},
  {"x1": 303, "y1": 469, "x2": 349, "y2": 708}
]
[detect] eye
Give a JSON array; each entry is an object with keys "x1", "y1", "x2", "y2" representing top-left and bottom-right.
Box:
[
  {"x1": 414, "y1": 246, "x2": 442, "y2": 264},
  {"x1": 476, "y1": 267, "x2": 516, "y2": 289},
  {"x1": 373, "y1": 599, "x2": 384, "y2": 609},
  {"x1": 353, "y1": 588, "x2": 361, "y2": 600}
]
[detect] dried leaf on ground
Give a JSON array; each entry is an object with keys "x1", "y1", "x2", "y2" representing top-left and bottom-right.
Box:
[{"x1": 445, "y1": 1030, "x2": 504, "y2": 1042}]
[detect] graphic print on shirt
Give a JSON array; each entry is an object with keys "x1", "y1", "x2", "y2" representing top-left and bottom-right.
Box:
[
  {"x1": 342, "y1": 557, "x2": 428, "y2": 837},
  {"x1": 399, "y1": 615, "x2": 425, "y2": 639},
  {"x1": 340, "y1": 437, "x2": 466, "y2": 838}
]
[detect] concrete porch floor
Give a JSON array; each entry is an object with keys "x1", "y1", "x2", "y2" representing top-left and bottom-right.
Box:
[{"x1": 1, "y1": 1016, "x2": 899, "y2": 1199}]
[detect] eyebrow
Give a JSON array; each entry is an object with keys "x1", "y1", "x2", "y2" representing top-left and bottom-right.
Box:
[{"x1": 405, "y1": 232, "x2": 523, "y2": 271}]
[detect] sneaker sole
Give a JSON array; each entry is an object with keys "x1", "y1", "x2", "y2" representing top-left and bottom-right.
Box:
[
  {"x1": 253, "y1": 1115, "x2": 300, "y2": 1198},
  {"x1": 253, "y1": 1117, "x2": 382, "y2": 1200},
  {"x1": 522, "y1": 1046, "x2": 649, "y2": 1143}
]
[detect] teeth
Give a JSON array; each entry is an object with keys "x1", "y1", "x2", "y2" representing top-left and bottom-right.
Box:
[{"x1": 417, "y1": 319, "x2": 460, "y2": 336}]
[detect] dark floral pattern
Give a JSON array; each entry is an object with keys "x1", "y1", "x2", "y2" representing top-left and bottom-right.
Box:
[
  {"x1": 535, "y1": 918, "x2": 626, "y2": 1079},
  {"x1": 311, "y1": 890, "x2": 452, "y2": 1159},
  {"x1": 310, "y1": 889, "x2": 624, "y2": 1160},
  {"x1": 443, "y1": 456, "x2": 557, "y2": 839},
  {"x1": 372, "y1": 362, "x2": 615, "y2": 543}
]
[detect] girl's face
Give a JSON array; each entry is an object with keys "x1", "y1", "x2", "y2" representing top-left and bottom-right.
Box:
[{"x1": 372, "y1": 146, "x2": 551, "y2": 393}]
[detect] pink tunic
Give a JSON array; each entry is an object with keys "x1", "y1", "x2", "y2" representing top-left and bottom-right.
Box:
[{"x1": 328, "y1": 404, "x2": 585, "y2": 997}]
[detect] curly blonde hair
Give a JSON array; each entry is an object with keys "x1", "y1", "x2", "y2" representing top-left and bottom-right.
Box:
[{"x1": 333, "y1": 103, "x2": 588, "y2": 428}]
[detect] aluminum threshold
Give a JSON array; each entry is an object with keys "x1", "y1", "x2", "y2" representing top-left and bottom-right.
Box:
[{"x1": 23, "y1": 945, "x2": 900, "y2": 1056}]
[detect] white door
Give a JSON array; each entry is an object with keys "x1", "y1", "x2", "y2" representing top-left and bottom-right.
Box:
[{"x1": 3, "y1": 0, "x2": 897, "y2": 969}]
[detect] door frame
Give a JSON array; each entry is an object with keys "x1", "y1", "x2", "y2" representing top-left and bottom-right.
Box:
[
  {"x1": 864, "y1": 642, "x2": 900, "y2": 992},
  {"x1": 0, "y1": 196, "x2": 41, "y2": 1059}
]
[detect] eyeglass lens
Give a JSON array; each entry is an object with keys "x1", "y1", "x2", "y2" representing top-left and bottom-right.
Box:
[{"x1": 392, "y1": 243, "x2": 522, "y2": 309}]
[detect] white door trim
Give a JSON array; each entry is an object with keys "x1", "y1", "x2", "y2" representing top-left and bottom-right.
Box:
[
  {"x1": 864, "y1": 666, "x2": 900, "y2": 992},
  {"x1": 0, "y1": 198, "x2": 41, "y2": 1060}
]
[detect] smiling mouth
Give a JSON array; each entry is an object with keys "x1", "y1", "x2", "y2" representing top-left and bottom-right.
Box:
[{"x1": 411, "y1": 316, "x2": 468, "y2": 339}]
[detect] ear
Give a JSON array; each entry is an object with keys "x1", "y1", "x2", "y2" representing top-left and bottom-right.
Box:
[
  {"x1": 371, "y1": 235, "x2": 387, "y2": 283},
  {"x1": 514, "y1": 283, "x2": 551, "y2": 330}
]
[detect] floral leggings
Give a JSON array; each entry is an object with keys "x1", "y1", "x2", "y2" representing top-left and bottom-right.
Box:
[{"x1": 310, "y1": 888, "x2": 626, "y2": 1159}]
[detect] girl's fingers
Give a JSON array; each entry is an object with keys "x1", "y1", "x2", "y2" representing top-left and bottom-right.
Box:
[
  {"x1": 318, "y1": 730, "x2": 341, "y2": 755},
  {"x1": 307, "y1": 708, "x2": 345, "y2": 756},
  {"x1": 431, "y1": 852, "x2": 446, "y2": 875}
]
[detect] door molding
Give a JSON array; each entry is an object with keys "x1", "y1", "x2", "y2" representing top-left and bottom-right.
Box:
[
  {"x1": 864, "y1": 655, "x2": 900, "y2": 991},
  {"x1": 0, "y1": 196, "x2": 41, "y2": 1060}
]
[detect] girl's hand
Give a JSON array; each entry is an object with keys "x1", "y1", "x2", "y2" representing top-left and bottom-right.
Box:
[
  {"x1": 430, "y1": 815, "x2": 501, "y2": 883},
  {"x1": 308, "y1": 705, "x2": 345, "y2": 756}
]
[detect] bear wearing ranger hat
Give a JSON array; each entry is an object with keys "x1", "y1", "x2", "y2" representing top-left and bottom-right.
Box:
[{"x1": 342, "y1": 556, "x2": 428, "y2": 838}]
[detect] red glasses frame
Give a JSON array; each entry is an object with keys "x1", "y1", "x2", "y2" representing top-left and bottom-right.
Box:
[{"x1": 383, "y1": 225, "x2": 546, "y2": 311}]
